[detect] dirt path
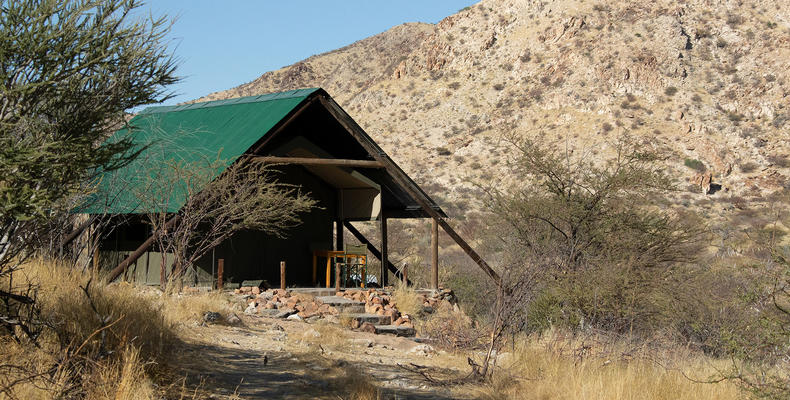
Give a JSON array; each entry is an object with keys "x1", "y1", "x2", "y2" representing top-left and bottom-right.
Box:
[{"x1": 171, "y1": 315, "x2": 477, "y2": 399}]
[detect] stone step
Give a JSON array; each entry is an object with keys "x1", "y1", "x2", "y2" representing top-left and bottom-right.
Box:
[
  {"x1": 347, "y1": 313, "x2": 392, "y2": 325},
  {"x1": 374, "y1": 324, "x2": 416, "y2": 337},
  {"x1": 315, "y1": 296, "x2": 365, "y2": 313}
]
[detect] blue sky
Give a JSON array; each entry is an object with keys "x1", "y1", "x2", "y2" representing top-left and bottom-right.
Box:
[{"x1": 141, "y1": 1, "x2": 479, "y2": 105}]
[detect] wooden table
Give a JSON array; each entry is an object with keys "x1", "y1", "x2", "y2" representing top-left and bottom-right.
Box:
[{"x1": 312, "y1": 250, "x2": 367, "y2": 288}]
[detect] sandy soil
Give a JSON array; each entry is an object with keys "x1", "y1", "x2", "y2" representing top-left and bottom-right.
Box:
[{"x1": 170, "y1": 314, "x2": 478, "y2": 399}]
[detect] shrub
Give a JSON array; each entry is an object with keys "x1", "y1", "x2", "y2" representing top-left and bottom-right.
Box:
[
  {"x1": 485, "y1": 136, "x2": 705, "y2": 336},
  {"x1": 664, "y1": 86, "x2": 678, "y2": 96},
  {"x1": 684, "y1": 158, "x2": 706, "y2": 171}
]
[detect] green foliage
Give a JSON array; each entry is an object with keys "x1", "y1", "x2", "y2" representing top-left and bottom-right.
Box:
[
  {"x1": 0, "y1": 0, "x2": 178, "y2": 340},
  {"x1": 684, "y1": 158, "x2": 706, "y2": 171},
  {"x1": 487, "y1": 135, "x2": 705, "y2": 335},
  {"x1": 0, "y1": 0, "x2": 178, "y2": 266}
]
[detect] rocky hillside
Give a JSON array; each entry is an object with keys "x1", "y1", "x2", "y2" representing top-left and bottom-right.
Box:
[{"x1": 200, "y1": 0, "x2": 790, "y2": 223}]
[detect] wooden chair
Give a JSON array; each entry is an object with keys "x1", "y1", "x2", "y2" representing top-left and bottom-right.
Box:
[{"x1": 336, "y1": 244, "x2": 367, "y2": 288}]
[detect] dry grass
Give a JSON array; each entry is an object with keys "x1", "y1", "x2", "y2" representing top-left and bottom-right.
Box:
[
  {"x1": 0, "y1": 258, "x2": 235, "y2": 399},
  {"x1": 390, "y1": 281, "x2": 422, "y2": 317},
  {"x1": 458, "y1": 332, "x2": 741, "y2": 400},
  {"x1": 161, "y1": 291, "x2": 235, "y2": 326}
]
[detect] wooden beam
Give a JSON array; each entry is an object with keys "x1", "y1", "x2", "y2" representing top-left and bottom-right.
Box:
[
  {"x1": 343, "y1": 221, "x2": 410, "y2": 286},
  {"x1": 60, "y1": 215, "x2": 95, "y2": 250},
  {"x1": 107, "y1": 215, "x2": 181, "y2": 283},
  {"x1": 431, "y1": 218, "x2": 439, "y2": 289},
  {"x1": 253, "y1": 156, "x2": 384, "y2": 168},
  {"x1": 320, "y1": 96, "x2": 502, "y2": 286}
]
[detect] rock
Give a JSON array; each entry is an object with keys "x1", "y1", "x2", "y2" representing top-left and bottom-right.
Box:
[
  {"x1": 234, "y1": 289, "x2": 241, "y2": 294},
  {"x1": 259, "y1": 309, "x2": 280, "y2": 317},
  {"x1": 323, "y1": 315, "x2": 340, "y2": 324},
  {"x1": 252, "y1": 287, "x2": 261, "y2": 295},
  {"x1": 393, "y1": 317, "x2": 405, "y2": 326},
  {"x1": 690, "y1": 171, "x2": 713, "y2": 194},
  {"x1": 287, "y1": 313, "x2": 302, "y2": 321},
  {"x1": 421, "y1": 305, "x2": 435, "y2": 314},
  {"x1": 202, "y1": 311, "x2": 221, "y2": 324},
  {"x1": 244, "y1": 303, "x2": 258, "y2": 315},
  {"x1": 410, "y1": 344, "x2": 435, "y2": 355},
  {"x1": 360, "y1": 322, "x2": 376, "y2": 333},
  {"x1": 351, "y1": 319, "x2": 361, "y2": 329},
  {"x1": 263, "y1": 302, "x2": 275, "y2": 310},
  {"x1": 225, "y1": 313, "x2": 241, "y2": 325},
  {"x1": 386, "y1": 309, "x2": 401, "y2": 321},
  {"x1": 274, "y1": 308, "x2": 297, "y2": 319}
]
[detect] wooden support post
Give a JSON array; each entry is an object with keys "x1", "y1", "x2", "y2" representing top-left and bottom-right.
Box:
[
  {"x1": 335, "y1": 261, "x2": 341, "y2": 292},
  {"x1": 280, "y1": 261, "x2": 286, "y2": 290},
  {"x1": 336, "y1": 220, "x2": 344, "y2": 251},
  {"x1": 380, "y1": 214, "x2": 388, "y2": 287},
  {"x1": 312, "y1": 254, "x2": 317, "y2": 286},
  {"x1": 343, "y1": 221, "x2": 410, "y2": 285},
  {"x1": 217, "y1": 258, "x2": 224, "y2": 290},
  {"x1": 431, "y1": 218, "x2": 439, "y2": 290},
  {"x1": 402, "y1": 264, "x2": 408, "y2": 286}
]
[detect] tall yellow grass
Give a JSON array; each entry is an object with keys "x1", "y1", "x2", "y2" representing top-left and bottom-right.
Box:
[
  {"x1": 463, "y1": 333, "x2": 741, "y2": 400},
  {"x1": 390, "y1": 281, "x2": 422, "y2": 317},
  {"x1": 0, "y1": 258, "x2": 233, "y2": 399}
]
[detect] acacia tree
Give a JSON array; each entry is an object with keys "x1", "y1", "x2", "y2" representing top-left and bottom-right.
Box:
[
  {"x1": 0, "y1": 0, "x2": 178, "y2": 338},
  {"x1": 134, "y1": 156, "x2": 317, "y2": 291},
  {"x1": 485, "y1": 135, "x2": 703, "y2": 334}
]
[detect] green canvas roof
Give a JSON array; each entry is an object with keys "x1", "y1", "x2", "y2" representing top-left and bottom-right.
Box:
[{"x1": 80, "y1": 88, "x2": 321, "y2": 214}]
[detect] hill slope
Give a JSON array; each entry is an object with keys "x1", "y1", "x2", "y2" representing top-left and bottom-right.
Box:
[{"x1": 200, "y1": 0, "x2": 790, "y2": 221}]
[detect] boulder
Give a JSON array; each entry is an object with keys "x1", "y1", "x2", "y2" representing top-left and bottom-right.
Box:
[
  {"x1": 360, "y1": 322, "x2": 376, "y2": 333},
  {"x1": 410, "y1": 344, "x2": 435, "y2": 356},
  {"x1": 286, "y1": 313, "x2": 302, "y2": 321},
  {"x1": 274, "y1": 308, "x2": 297, "y2": 319},
  {"x1": 202, "y1": 311, "x2": 221, "y2": 324},
  {"x1": 244, "y1": 303, "x2": 258, "y2": 315},
  {"x1": 225, "y1": 313, "x2": 241, "y2": 325}
]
